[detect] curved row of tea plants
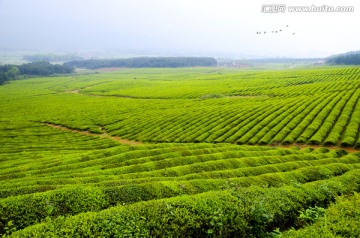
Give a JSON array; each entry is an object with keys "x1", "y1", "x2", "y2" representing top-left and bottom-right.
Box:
[
  {"x1": 1, "y1": 130, "x2": 359, "y2": 235},
  {"x1": 8, "y1": 169, "x2": 360, "y2": 237}
]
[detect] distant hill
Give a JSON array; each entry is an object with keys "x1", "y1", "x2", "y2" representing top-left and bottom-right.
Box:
[
  {"x1": 23, "y1": 54, "x2": 83, "y2": 63},
  {"x1": 326, "y1": 50, "x2": 360, "y2": 65}
]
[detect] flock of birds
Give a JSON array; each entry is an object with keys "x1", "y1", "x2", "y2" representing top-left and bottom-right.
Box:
[{"x1": 256, "y1": 25, "x2": 295, "y2": 35}]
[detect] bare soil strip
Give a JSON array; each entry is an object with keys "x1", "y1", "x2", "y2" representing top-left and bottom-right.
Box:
[
  {"x1": 68, "y1": 90, "x2": 80, "y2": 94},
  {"x1": 225, "y1": 95, "x2": 269, "y2": 99},
  {"x1": 75, "y1": 67, "x2": 126, "y2": 73},
  {"x1": 44, "y1": 123, "x2": 145, "y2": 146},
  {"x1": 43, "y1": 123, "x2": 360, "y2": 152},
  {"x1": 65, "y1": 89, "x2": 139, "y2": 99}
]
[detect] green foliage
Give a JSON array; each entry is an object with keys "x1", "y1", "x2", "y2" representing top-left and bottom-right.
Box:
[
  {"x1": 326, "y1": 52, "x2": 360, "y2": 65},
  {"x1": 0, "y1": 61, "x2": 74, "y2": 84},
  {"x1": 6, "y1": 67, "x2": 20, "y2": 78},
  {"x1": 19, "y1": 61, "x2": 74, "y2": 75},
  {"x1": 0, "y1": 187, "x2": 107, "y2": 235},
  {"x1": 282, "y1": 192, "x2": 360, "y2": 237},
  {"x1": 2, "y1": 221, "x2": 16, "y2": 237},
  {"x1": 299, "y1": 206, "x2": 326, "y2": 225}
]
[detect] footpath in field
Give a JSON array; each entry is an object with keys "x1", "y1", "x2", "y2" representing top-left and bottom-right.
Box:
[
  {"x1": 45, "y1": 122, "x2": 144, "y2": 146},
  {"x1": 45, "y1": 122, "x2": 359, "y2": 153},
  {"x1": 50, "y1": 67, "x2": 360, "y2": 149}
]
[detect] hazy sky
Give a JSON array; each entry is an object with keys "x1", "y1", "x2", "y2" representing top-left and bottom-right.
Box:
[{"x1": 0, "y1": 0, "x2": 359, "y2": 58}]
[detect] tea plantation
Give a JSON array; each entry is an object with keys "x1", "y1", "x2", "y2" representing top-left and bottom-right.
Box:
[{"x1": 1, "y1": 67, "x2": 360, "y2": 237}]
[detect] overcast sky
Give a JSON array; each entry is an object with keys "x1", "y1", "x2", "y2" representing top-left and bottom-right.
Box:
[{"x1": 0, "y1": 0, "x2": 359, "y2": 58}]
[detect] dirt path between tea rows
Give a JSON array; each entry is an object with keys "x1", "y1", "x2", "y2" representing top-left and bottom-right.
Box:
[
  {"x1": 43, "y1": 122, "x2": 360, "y2": 152},
  {"x1": 44, "y1": 123, "x2": 145, "y2": 146}
]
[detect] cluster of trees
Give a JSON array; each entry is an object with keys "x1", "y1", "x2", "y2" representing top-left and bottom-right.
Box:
[
  {"x1": 0, "y1": 67, "x2": 19, "y2": 84},
  {"x1": 0, "y1": 61, "x2": 74, "y2": 85},
  {"x1": 23, "y1": 54, "x2": 83, "y2": 63},
  {"x1": 65, "y1": 57, "x2": 218, "y2": 69},
  {"x1": 326, "y1": 51, "x2": 360, "y2": 65}
]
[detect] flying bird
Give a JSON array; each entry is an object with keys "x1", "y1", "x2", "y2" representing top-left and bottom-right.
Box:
[{"x1": 256, "y1": 25, "x2": 293, "y2": 36}]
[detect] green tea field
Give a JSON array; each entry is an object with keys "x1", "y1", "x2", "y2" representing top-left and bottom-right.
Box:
[{"x1": 1, "y1": 67, "x2": 360, "y2": 237}]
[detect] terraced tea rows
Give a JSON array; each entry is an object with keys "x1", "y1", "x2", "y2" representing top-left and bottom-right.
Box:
[
  {"x1": 1, "y1": 129, "x2": 360, "y2": 236},
  {"x1": 13, "y1": 67, "x2": 357, "y2": 148},
  {"x1": 2, "y1": 67, "x2": 360, "y2": 148},
  {"x1": 1, "y1": 67, "x2": 360, "y2": 236}
]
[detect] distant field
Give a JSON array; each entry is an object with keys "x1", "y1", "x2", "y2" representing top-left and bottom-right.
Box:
[
  {"x1": 1, "y1": 67, "x2": 360, "y2": 237},
  {"x1": 4, "y1": 67, "x2": 359, "y2": 148}
]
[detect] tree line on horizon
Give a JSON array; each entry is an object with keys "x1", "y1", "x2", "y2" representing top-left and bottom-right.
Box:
[
  {"x1": 65, "y1": 57, "x2": 218, "y2": 69},
  {"x1": 0, "y1": 61, "x2": 74, "y2": 85},
  {"x1": 326, "y1": 52, "x2": 360, "y2": 65}
]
